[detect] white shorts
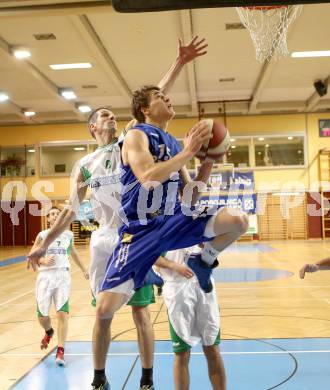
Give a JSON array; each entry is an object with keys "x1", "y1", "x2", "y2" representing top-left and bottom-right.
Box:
[
  {"x1": 90, "y1": 226, "x2": 134, "y2": 300},
  {"x1": 36, "y1": 268, "x2": 71, "y2": 316},
  {"x1": 163, "y1": 279, "x2": 220, "y2": 348}
]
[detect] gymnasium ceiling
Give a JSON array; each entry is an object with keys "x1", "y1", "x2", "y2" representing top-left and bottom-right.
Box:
[{"x1": 0, "y1": 0, "x2": 329, "y2": 126}]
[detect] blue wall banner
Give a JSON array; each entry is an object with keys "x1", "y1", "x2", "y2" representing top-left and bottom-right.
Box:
[{"x1": 199, "y1": 193, "x2": 257, "y2": 214}]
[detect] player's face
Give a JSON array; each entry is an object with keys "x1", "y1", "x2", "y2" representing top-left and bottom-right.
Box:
[
  {"x1": 147, "y1": 90, "x2": 175, "y2": 121},
  {"x1": 47, "y1": 208, "x2": 61, "y2": 226},
  {"x1": 95, "y1": 109, "x2": 117, "y2": 134}
]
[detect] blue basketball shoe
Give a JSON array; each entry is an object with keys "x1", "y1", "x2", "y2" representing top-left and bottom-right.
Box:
[{"x1": 187, "y1": 253, "x2": 218, "y2": 293}]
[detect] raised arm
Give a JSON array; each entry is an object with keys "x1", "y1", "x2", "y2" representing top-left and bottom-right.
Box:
[
  {"x1": 122, "y1": 122, "x2": 211, "y2": 186},
  {"x1": 27, "y1": 169, "x2": 88, "y2": 270},
  {"x1": 158, "y1": 36, "x2": 208, "y2": 94}
]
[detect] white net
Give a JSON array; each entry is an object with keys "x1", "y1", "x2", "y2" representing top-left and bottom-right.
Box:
[{"x1": 236, "y1": 5, "x2": 303, "y2": 62}]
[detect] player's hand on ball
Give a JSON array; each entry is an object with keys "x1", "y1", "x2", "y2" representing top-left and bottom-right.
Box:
[
  {"x1": 299, "y1": 264, "x2": 319, "y2": 279},
  {"x1": 183, "y1": 121, "x2": 212, "y2": 156}
]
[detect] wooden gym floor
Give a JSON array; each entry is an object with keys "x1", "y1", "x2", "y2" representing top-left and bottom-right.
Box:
[{"x1": 1, "y1": 240, "x2": 330, "y2": 389}]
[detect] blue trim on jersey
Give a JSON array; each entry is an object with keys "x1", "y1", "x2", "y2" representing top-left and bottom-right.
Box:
[{"x1": 119, "y1": 123, "x2": 182, "y2": 226}]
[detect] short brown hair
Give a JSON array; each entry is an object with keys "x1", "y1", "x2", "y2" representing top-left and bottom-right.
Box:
[
  {"x1": 132, "y1": 85, "x2": 160, "y2": 123},
  {"x1": 87, "y1": 107, "x2": 112, "y2": 138}
]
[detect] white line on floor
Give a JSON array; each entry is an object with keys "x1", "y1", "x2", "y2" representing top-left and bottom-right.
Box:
[{"x1": 2, "y1": 350, "x2": 330, "y2": 357}]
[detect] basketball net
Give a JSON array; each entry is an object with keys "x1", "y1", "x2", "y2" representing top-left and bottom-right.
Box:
[{"x1": 236, "y1": 5, "x2": 303, "y2": 62}]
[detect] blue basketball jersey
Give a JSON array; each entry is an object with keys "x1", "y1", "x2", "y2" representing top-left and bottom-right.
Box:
[{"x1": 119, "y1": 123, "x2": 182, "y2": 226}]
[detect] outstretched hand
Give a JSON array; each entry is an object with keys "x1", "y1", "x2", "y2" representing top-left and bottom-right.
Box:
[
  {"x1": 299, "y1": 263, "x2": 319, "y2": 279},
  {"x1": 178, "y1": 36, "x2": 208, "y2": 65}
]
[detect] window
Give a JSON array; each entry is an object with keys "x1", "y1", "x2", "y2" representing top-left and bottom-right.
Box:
[
  {"x1": 254, "y1": 136, "x2": 305, "y2": 167},
  {"x1": 226, "y1": 138, "x2": 251, "y2": 168},
  {"x1": 0, "y1": 145, "x2": 35, "y2": 177},
  {"x1": 40, "y1": 143, "x2": 88, "y2": 176}
]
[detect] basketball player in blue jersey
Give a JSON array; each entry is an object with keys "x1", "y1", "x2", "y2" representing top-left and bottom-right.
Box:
[
  {"x1": 98, "y1": 88, "x2": 249, "y2": 297},
  {"x1": 91, "y1": 95, "x2": 248, "y2": 389}
]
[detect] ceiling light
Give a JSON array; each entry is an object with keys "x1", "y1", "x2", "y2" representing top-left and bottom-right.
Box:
[
  {"x1": 291, "y1": 51, "x2": 330, "y2": 58},
  {"x1": 265, "y1": 144, "x2": 269, "y2": 148},
  {"x1": 258, "y1": 152, "x2": 262, "y2": 155},
  {"x1": 258, "y1": 137, "x2": 264, "y2": 141},
  {"x1": 230, "y1": 138, "x2": 236, "y2": 142},
  {"x1": 297, "y1": 150, "x2": 302, "y2": 154},
  {"x1": 28, "y1": 149, "x2": 35, "y2": 153},
  {"x1": 74, "y1": 147, "x2": 85, "y2": 151},
  {"x1": 24, "y1": 110, "x2": 36, "y2": 117},
  {"x1": 50, "y1": 63, "x2": 92, "y2": 70},
  {"x1": 231, "y1": 145, "x2": 236, "y2": 149},
  {"x1": 60, "y1": 89, "x2": 76, "y2": 100},
  {"x1": 77, "y1": 104, "x2": 92, "y2": 113},
  {"x1": 288, "y1": 136, "x2": 293, "y2": 140},
  {"x1": 13, "y1": 48, "x2": 31, "y2": 59},
  {"x1": 0, "y1": 93, "x2": 9, "y2": 102},
  {"x1": 219, "y1": 77, "x2": 235, "y2": 82}
]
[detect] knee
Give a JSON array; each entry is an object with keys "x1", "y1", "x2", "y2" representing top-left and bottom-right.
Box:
[
  {"x1": 233, "y1": 213, "x2": 249, "y2": 234},
  {"x1": 96, "y1": 303, "x2": 114, "y2": 320},
  {"x1": 132, "y1": 306, "x2": 151, "y2": 330},
  {"x1": 56, "y1": 311, "x2": 68, "y2": 320},
  {"x1": 175, "y1": 350, "x2": 190, "y2": 366}
]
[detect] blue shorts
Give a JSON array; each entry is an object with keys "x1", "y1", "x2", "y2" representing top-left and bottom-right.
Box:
[{"x1": 101, "y1": 205, "x2": 215, "y2": 291}]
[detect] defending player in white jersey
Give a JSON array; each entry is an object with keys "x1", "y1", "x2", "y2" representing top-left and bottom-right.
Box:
[
  {"x1": 155, "y1": 247, "x2": 226, "y2": 389},
  {"x1": 31, "y1": 206, "x2": 88, "y2": 366}
]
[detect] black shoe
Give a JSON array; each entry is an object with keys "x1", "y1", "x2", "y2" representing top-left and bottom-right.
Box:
[{"x1": 91, "y1": 380, "x2": 110, "y2": 390}]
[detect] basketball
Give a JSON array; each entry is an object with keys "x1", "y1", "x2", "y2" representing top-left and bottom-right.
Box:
[{"x1": 196, "y1": 119, "x2": 231, "y2": 162}]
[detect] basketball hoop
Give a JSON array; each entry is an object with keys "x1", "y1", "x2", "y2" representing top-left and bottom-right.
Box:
[{"x1": 236, "y1": 4, "x2": 303, "y2": 62}]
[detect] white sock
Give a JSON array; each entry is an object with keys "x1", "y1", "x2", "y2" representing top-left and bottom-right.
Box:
[{"x1": 201, "y1": 242, "x2": 220, "y2": 266}]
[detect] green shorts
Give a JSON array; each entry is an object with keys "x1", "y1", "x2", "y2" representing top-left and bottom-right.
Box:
[
  {"x1": 127, "y1": 285, "x2": 155, "y2": 307},
  {"x1": 169, "y1": 319, "x2": 221, "y2": 353}
]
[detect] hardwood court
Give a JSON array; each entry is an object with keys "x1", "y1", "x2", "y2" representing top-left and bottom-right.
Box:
[{"x1": 1, "y1": 240, "x2": 330, "y2": 389}]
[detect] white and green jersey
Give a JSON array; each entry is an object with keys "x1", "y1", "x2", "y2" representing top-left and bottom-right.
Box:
[
  {"x1": 78, "y1": 142, "x2": 122, "y2": 229},
  {"x1": 38, "y1": 229, "x2": 73, "y2": 270}
]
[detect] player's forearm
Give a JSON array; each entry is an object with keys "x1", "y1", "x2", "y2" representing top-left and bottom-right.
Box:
[
  {"x1": 190, "y1": 161, "x2": 213, "y2": 205},
  {"x1": 154, "y1": 256, "x2": 176, "y2": 270},
  {"x1": 158, "y1": 56, "x2": 184, "y2": 95},
  {"x1": 141, "y1": 149, "x2": 193, "y2": 185},
  {"x1": 316, "y1": 257, "x2": 330, "y2": 270},
  {"x1": 71, "y1": 253, "x2": 87, "y2": 273},
  {"x1": 42, "y1": 208, "x2": 76, "y2": 248}
]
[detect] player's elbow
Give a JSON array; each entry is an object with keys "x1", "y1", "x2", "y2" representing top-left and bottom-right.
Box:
[{"x1": 140, "y1": 172, "x2": 163, "y2": 189}]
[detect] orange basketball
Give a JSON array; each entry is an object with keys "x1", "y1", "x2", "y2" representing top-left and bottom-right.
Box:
[{"x1": 196, "y1": 119, "x2": 231, "y2": 162}]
